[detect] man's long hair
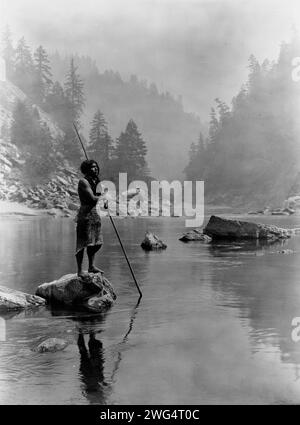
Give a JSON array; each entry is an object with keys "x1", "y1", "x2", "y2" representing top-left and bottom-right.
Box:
[
  {"x1": 80, "y1": 159, "x2": 100, "y2": 177},
  {"x1": 80, "y1": 160, "x2": 100, "y2": 194}
]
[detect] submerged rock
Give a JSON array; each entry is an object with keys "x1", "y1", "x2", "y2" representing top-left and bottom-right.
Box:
[
  {"x1": 277, "y1": 249, "x2": 294, "y2": 254},
  {"x1": 33, "y1": 338, "x2": 69, "y2": 353},
  {"x1": 35, "y1": 273, "x2": 116, "y2": 313},
  {"x1": 141, "y1": 232, "x2": 167, "y2": 250},
  {"x1": 271, "y1": 210, "x2": 289, "y2": 216},
  {"x1": 0, "y1": 285, "x2": 46, "y2": 311},
  {"x1": 203, "y1": 215, "x2": 291, "y2": 240},
  {"x1": 179, "y1": 229, "x2": 212, "y2": 243},
  {"x1": 247, "y1": 210, "x2": 265, "y2": 215}
]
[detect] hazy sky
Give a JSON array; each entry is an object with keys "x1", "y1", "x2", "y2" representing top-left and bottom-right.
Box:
[{"x1": 1, "y1": 0, "x2": 299, "y2": 118}]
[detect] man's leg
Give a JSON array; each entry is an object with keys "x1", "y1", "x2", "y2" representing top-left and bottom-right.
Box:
[
  {"x1": 87, "y1": 245, "x2": 103, "y2": 273},
  {"x1": 76, "y1": 249, "x2": 85, "y2": 277}
]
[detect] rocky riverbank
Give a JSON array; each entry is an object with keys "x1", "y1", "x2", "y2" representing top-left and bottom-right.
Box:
[{"x1": 0, "y1": 140, "x2": 80, "y2": 218}]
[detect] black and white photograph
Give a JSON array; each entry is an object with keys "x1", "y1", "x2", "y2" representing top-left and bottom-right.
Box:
[{"x1": 0, "y1": 0, "x2": 300, "y2": 407}]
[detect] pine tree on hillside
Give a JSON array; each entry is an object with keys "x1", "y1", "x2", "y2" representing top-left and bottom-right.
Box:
[
  {"x1": 45, "y1": 81, "x2": 66, "y2": 122},
  {"x1": 184, "y1": 132, "x2": 206, "y2": 180},
  {"x1": 14, "y1": 37, "x2": 35, "y2": 94},
  {"x1": 26, "y1": 121, "x2": 57, "y2": 179},
  {"x1": 89, "y1": 110, "x2": 113, "y2": 162},
  {"x1": 10, "y1": 101, "x2": 40, "y2": 148},
  {"x1": 247, "y1": 54, "x2": 261, "y2": 91},
  {"x1": 215, "y1": 98, "x2": 231, "y2": 126},
  {"x1": 15, "y1": 37, "x2": 33, "y2": 67},
  {"x1": 10, "y1": 101, "x2": 57, "y2": 180},
  {"x1": 1, "y1": 26, "x2": 15, "y2": 78},
  {"x1": 45, "y1": 80, "x2": 83, "y2": 163},
  {"x1": 115, "y1": 119, "x2": 148, "y2": 180},
  {"x1": 64, "y1": 57, "x2": 85, "y2": 125},
  {"x1": 208, "y1": 108, "x2": 219, "y2": 148},
  {"x1": 33, "y1": 45, "x2": 53, "y2": 104},
  {"x1": 57, "y1": 58, "x2": 86, "y2": 163}
]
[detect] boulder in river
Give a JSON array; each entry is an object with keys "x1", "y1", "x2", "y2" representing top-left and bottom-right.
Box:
[
  {"x1": 36, "y1": 273, "x2": 116, "y2": 313},
  {"x1": 33, "y1": 338, "x2": 69, "y2": 353},
  {"x1": 0, "y1": 285, "x2": 46, "y2": 311},
  {"x1": 179, "y1": 229, "x2": 212, "y2": 243},
  {"x1": 277, "y1": 249, "x2": 294, "y2": 254},
  {"x1": 203, "y1": 215, "x2": 291, "y2": 240},
  {"x1": 141, "y1": 232, "x2": 167, "y2": 250}
]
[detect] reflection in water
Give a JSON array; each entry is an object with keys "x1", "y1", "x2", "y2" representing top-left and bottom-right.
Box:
[
  {"x1": 110, "y1": 297, "x2": 142, "y2": 383},
  {"x1": 70, "y1": 297, "x2": 141, "y2": 404},
  {"x1": 77, "y1": 328, "x2": 108, "y2": 403},
  {"x1": 208, "y1": 238, "x2": 289, "y2": 256},
  {"x1": 71, "y1": 312, "x2": 110, "y2": 404},
  {"x1": 208, "y1": 235, "x2": 300, "y2": 370}
]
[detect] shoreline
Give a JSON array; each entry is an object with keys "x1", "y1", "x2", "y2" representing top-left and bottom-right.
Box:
[
  {"x1": 1, "y1": 199, "x2": 298, "y2": 221},
  {"x1": 0, "y1": 200, "x2": 44, "y2": 217},
  {"x1": 0, "y1": 200, "x2": 235, "y2": 218}
]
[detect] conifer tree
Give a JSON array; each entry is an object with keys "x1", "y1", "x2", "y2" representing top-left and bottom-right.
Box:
[
  {"x1": 10, "y1": 101, "x2": 40, "y2": 148},
  {"x1": 89, "y1": 110, "x2": 113, "y2": 162},
  {"x1": 33, "y1": 45, "x2": 53, "y2": 103},
  {"x1": 14, "y1": 37, "x2": 35, "y2": 93},
  {"x1": 208, "y1": 108, "x2": 219, "y2": 148},
  {"x1": 184, "y1": 132, "x2": 206, "y2": 180},
  {"x1": 64, "y1": 57, "x2": 85, "y2": 125},
  {"x1": 1, "y1": 26, "x2": 15, "y2": 78},
  {"x1": 115, "y1": 119, "x2": 148, "y2": 180}
]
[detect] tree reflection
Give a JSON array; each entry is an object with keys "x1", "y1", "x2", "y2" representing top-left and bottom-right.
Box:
[{"x1": 207, "y1": 237, "x2": 300, "y2": 370}]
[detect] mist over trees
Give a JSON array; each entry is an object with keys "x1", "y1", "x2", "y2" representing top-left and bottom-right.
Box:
[
  {"x1": 48, "y1": 52, "x2": 203, "y2": 180},
  {"x1": 1, "y1": 30, "x2": 150, "y2": 184},
  {"x1": 10, "y1": 101, "x2": 57, "y2": 181},
  {"x1": 184, "y1": 35, "x2": 300, "y2": 207},
  {"x1": 2, "y1": 27, "x2": 299, "y2": 206}
]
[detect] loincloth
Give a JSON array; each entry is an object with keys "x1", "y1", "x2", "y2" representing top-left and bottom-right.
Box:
[{"x1": 75, "y1": 205, "x2": 103, "y2": 253}]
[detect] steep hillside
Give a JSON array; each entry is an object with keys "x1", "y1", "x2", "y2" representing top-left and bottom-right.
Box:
[
  {"x1": 0, "y1": 80, "x2": 80, "y2": 216},
  {"x1": 184, "y1": 38, "x2": 300, "y2": 208},
  {"x1": 49, "y1": 53, "x2": 205, "y2": 179},
  {"x1": 0, "y1": 80, "x2": 63, "y2": 139}
]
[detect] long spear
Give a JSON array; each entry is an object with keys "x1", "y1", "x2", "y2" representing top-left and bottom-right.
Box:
[
  {"x1": 73, "y1": 123, "x2": 142, "y2": 298},
  {"x1": 73, "y1": 123, "x2": 88, "y2": 160}
]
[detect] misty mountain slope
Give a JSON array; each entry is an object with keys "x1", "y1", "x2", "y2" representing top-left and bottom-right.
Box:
[
  {"x1": 184, "y1": 38, "x2": 300, "y2": 208},
  {"x1": 0, "y1": 80, "x2": 63, "y2": 140},
  {"x1": 0, "y1": 79, "x2": 81, "y2": 214},
  {"x1": 50, "y1": 53, "x2": 204, "y2": 179}
]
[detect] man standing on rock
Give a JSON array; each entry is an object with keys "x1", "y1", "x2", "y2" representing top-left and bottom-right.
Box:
[{"x1": 76, "y1": 159, "x2": 106, "y2": 278}]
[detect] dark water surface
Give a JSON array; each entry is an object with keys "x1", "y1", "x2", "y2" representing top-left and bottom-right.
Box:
[{"x1": 1, "y1": 213, "x2": 300, "y2": 404}]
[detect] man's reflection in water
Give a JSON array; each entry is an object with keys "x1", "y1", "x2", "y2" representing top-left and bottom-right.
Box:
[
  {"x1": 71, "y1": 297, "x2": 141, "y2": 404},
  {"x1": 76, "y1": 317, "x2": 110, "y2": 404}
]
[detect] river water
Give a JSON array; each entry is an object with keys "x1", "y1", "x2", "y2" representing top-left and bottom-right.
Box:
[{"x1": 0, "y1": 212, "x2": 300, "y2": 404}]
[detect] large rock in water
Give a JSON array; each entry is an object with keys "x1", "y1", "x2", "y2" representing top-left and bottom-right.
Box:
[
  {"x1": 36, "y1": 273, "x2": 116, "y2": 313},
  {"x1": 0, "y1": 285, "x2": 46, "y2": 311},
  {"x1": 203, "y1": 215, "x2": 291, "y2": 240},
  {"x1": 179, "y1": 229, "x2": 212, "y2": 243},
  {"x1": 33, "y1": 338, "x2": 69, "y2": 353},
  {"x1": 141, "y1": 232, "x2": 167, "y2": 250}
]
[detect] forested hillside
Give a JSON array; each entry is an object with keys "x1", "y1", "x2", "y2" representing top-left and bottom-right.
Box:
[
  {"x1": 184, "y1": 36, "x2": 300, "y2": 207},
  {"x1": 2, "y1": 27, "x2": 299, "y2": 208},
  {"x1": 49, "y1": 52, "x2": 203, "y2": 179}
]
